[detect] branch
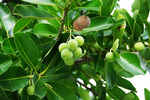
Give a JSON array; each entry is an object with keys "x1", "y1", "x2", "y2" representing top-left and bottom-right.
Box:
[
  {"x1": 57, "y1": 2, "x2": 71, "y2": 39},
  {"x1": 69, "y1": 77, "x2": 99, "y2": 97},
  {"x1": 74, "y1": 57, "x2": 93, "y2": 65}
]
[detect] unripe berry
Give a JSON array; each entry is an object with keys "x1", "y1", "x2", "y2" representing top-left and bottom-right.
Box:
[
  {"x1": 27, "y1": 86, "x2": 34, "y2": 95},
  {"x1": 134, "y1": 42, "x2": 145, "y2": 51},
  {"x1": 58, "y1": 43, "x2": 67, "y2": 52},
  {"x1": 67, "y1": 39, "x2": 78, "y2": 51},
  {"x1": 64, "y1": 58, "x2": 74, "y2": 65},
  {"x1": 73, "y1": 47, "x2": 82, "y2": 60},
  {"x1": 74, "y1": 36, "x2": 84, "y2": 46},
  {"x1": 105, "y1": 52, "x2": 116, "y2": 62},
  {"x1": 61, "y1": 49, "x2": 73, "y2": 60}
]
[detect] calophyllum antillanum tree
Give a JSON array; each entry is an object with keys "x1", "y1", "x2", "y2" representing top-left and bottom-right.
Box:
[{"x1": 0, "y1": 0, "x2": 150, "y2": 100}]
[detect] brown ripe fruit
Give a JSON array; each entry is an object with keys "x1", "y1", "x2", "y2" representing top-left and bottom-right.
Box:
[
  {"x1": 73, "y1": 19, "x2": 84, "y2": 31},
  {"x1": 77, "y1": 15, "x2": 91, "y2": 29}
]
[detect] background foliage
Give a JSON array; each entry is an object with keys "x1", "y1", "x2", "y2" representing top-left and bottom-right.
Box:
[{"x1": 0, "y1": 0, "x2": 150, "y2": 100}]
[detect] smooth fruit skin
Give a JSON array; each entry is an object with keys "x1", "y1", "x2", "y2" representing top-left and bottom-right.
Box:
[
  {"x1": 134, "y1": 42, "x2": 145, "y2": 51},
  {"x1": 58, "y1": 43, "x2": 67, "y2": 52},
  {"x1": 105, "y1": 52, "x2": 116, "y2": 62},
  {"x1": 121, "y1": 93, "x2": 134, "y2": 100},
  {"x1": 77, "y1": 15, "x2": 91, "y2": 28},
  {"x1": 113, "y1": 62, "x2": 123, "y2": 72},
  {"x1": 74, "y1": 36, "x2": 84, "y2": 46},
  {"x1": 27, "y1": 86, "x2": 34, "y2": 95},
  {"x1": 67, "y1": 39, "x2": 78, "y2": 51},
  {"x1": 73, "y1": 47, "x2": 82, "y2": 59},
  {"x1": 61, "y1": 49, "x2": 73, "y2": 60},
  {"x1": 64, "y1": 58, "x2": 74, "y2": 65}
]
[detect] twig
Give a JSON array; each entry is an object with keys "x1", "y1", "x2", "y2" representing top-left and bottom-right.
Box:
[
  {"x1": 57, "y1": 2, "x2": 71, "y2": 39},
  {"x1": 74, "y1": 57, "x2": 93, "y2": 65},
  {"x1": 69, "y1": 77, "x2": 99, "y2": 96}
]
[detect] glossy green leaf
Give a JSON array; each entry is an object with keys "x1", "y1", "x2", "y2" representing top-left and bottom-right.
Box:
[
  {"x1": 0, "y1": 3, "x2": 13, "y2": 32},
  {"x1": 143, "y1": 20, "x2": 150, "y2": 41},
  {"x1": 34, "y1": 23, "x2": 58, "y2": 37},
  {"x1": 0, "y1": 87, "x2": 8, "y2": 100},
  {"x1": 116, "y1": 77, "x2": 136, "y2": 91},
  {"x1": 133, "y1": 23, "x2": 142, "y2": 41},
  {"x1": 2, "y1": 37, "x2": 17, "y2": 54},
  {"x1": 46, "y1": 82, "x2": 77, "y2": 100},
  {"x1": 116, "y1": 53, "x2": 146, "y2": 75},
  {"x1": 60, "y1": 78, "x2": 78, "y2": 93},
  {"x1": 75, "y1": 0, "x2": 101, "y2": 11},
  {"x1": 107, "y1": 19, "x2": 125, "y2": 30},
  {"x1": 41, "y1": 65, "x2": 70, "y2": 82},
  {"x1": 78, "y1": 87, "x2": 91, "y2": 100},
  {"x1": 0, "y1": 53, "x2": 12, "y2": 75},
  {"x1": 14, "y1": 32, "x2": 42, "y2": 69},
  {"x1": 22, "y1": 0, "x2": 55, "y2": 5},
  {"x1": 8, "y1": 54, "x2": 21, "y2": 66},
  {"x1": 132, "y1": 0, "x2": 149, "y2": 20},
  {"x1": 144, "y1": 88, "x2": 150, "y2": 100},
  {"x1": 81, "y1": 64, "x2": 97, "y2": 80},
  {"x1": 74, "y1": 16, "x2": 114, "y2": 35},
  {"x1": 117, "y1": 69, "x2": 134, "y2": 78},
  {"x1": 93, "y1": 54, "x2": 104, "y2": 72},
  {"x1": 105, "y1": 61, "x2": 117, "y2": 89},
  {"x1": 34, "y1": 79, "x2": 47, "y2": 99},
  {"x1": 13, "y1": 18, "x2": 32, "y2": 33},
  {"x1": 14, "y1": 5, "x2": 55, "y2": 19},
  {"x1": 0, "y1": 66, "x2": 29, "y2": 91},
  {"x1": 138, "y1": 48, "x2": 150, "y2": 72},
  {"x1": 107, "y1": 86, "x2": 126, "y2": 100},
  {"x1": 0, "y1": 29, "x2": 7, "y2": 42},
  {"x1": 100, "y1": 0, "x2": 117, "y2": 16},
  {"x1": 41, "y1": 33, "x2": 69, "y2": 76},
  {"x1": 94, "y1": 30, "x2": 104, "y2": 49}
]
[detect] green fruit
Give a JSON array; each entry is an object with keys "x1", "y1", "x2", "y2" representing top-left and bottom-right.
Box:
[
  {"x1": 67, "y1": 39, "x2": 78, "y2": 51},
  {"x1": 74, "y1": 36, "x2": 84, "y2": 46},
  {"x1": 18, "y1": 88, "x2": 23, "y2": 97},
  {"x1": 58, "y1": 43, "x2": 67, "y2": 52},
  {"x1": 27, "y1": 86, "x2": 34, "y2": 95},
  {"x1": 61, "y1": 49, "x2": 73, "y2": 60},
  {"x1": 113, "y1": 62, "x2": 123, "y2": 72},
  {"x1": 105, "y1": 52, "x2": 116, "y2": 62},
  {"x1": 121, "y1": 93, "x2": 134, "y2": 100},
  {"x1": 73, "y1": 47, "x2": 82, "y2": 59},
  {"x1": 134, "y1": 42, "x2": 145, "y2": 51},
  {"x1": 64, "y1": 58, "x2": 74, "y2": 65}
]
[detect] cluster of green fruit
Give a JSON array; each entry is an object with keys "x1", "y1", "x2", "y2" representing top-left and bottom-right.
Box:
[{"x1": 59, "y1": 36, "x2": 84, "y2": 65}]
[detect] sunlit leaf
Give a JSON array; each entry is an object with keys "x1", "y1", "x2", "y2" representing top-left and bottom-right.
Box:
[
  {"x1": 78, "y1": 87, "x2": 91, "y2": 100},
  {"x1": 0, "y1": 3, "x2": 13, "y2": 32}
]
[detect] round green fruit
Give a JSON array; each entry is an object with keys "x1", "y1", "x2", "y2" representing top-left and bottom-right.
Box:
[
  {"x1": 112, "y1": 38, "x2": 119, "y2": 51},
  {"x1": 18, "y1": 88, "x2": 23, "y2": 97},
  {"x1": 61, "y1": 49, "x2": 73, "y2": 60},
  {"x1": 67, "y1": 39, "x2": 78, "y2": 51},
  {"x1": 113, "y1": 62, "x2": 123, "y2": 72},
  {"x1": 27, "y1": 86, "x2": 34, "y2": 95},
  {"x1": 74, "y1": 36, "x2": 84, "y2": 46},
  {"x1": 105, "y1": 52, "x2": 116, "y2": 62},
  {"x1": 58, "y1": 43, "x2": 67, "y2": 52},
  {"x1": 73, "y1": 47, "x2": 82, "y2": 59},
  {"x1": 121, "y1": 93, "x2": 134, "y2": 100},
  {"x1": 64, "y1": 58, "x2": 74, "y2": 65},
  {"x1": 134, "y1": 42, "x2": 145, "y2": 51}
]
